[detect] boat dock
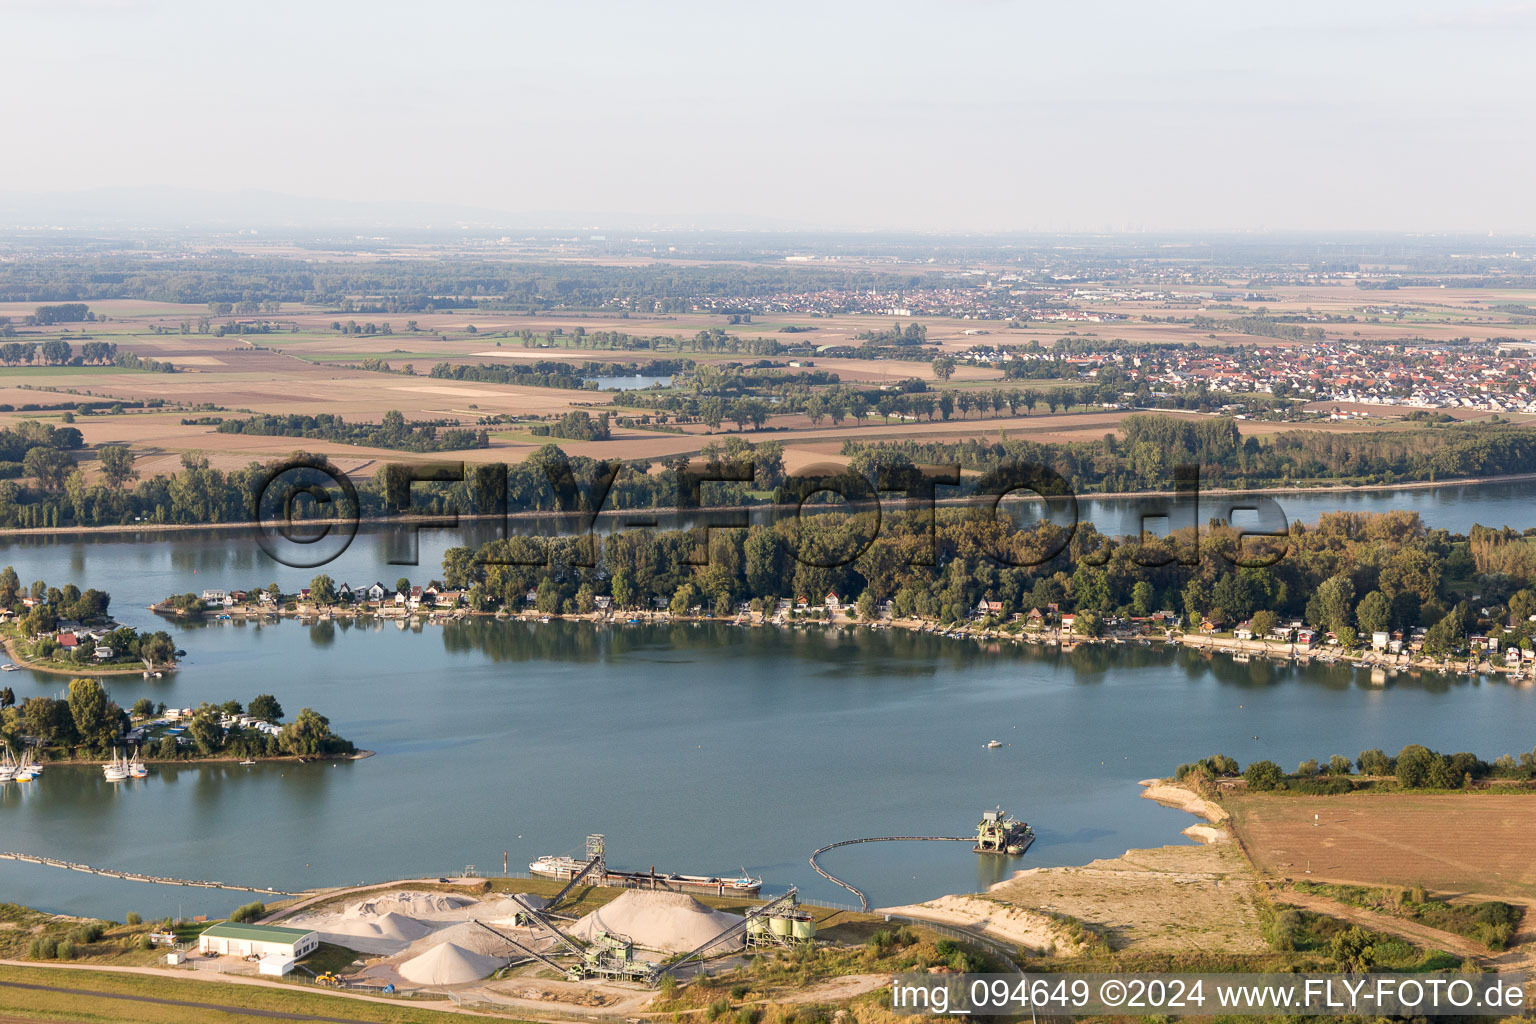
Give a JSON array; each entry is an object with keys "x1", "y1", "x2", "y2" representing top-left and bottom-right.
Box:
[{"x1": 0, "y1": 851, "x2": 297, "y2": 896}]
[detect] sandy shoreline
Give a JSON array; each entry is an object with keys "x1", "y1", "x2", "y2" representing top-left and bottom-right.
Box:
[
  {"x1": 0, "y1": 471, "x2": 1530, "y2": 542},
  {"x1": 878, "y1": 778, "x2": 1241, "y2": 955}
]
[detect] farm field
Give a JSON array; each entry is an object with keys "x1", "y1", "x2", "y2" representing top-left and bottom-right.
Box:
[
  {"x1": 1225, "y1": 792, "x2": 1536, "y2": 900},
  {"x1": 0, "y1": 280, "x2": 1524, "y2": 486}
]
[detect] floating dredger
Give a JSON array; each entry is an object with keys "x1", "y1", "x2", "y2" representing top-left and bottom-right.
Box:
[{"x1": 973, "y1": 806, "x2": 1034, "y2": 855}]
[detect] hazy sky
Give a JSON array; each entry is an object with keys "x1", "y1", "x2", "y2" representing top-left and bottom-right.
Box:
[{"x1": 6, "y1": 0, "x2": 1534, "y2": 232}]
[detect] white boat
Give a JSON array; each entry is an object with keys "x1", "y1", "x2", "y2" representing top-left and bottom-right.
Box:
[
  {"x1": 1, "y1": 663, "x2": 19, "y2": 671},
  {"x1": 102, "y1": 751, "x2": 129, "y2": 782},
  {"x1": 13, "y1": 755, "x2": 37, "y2": 782},
  {"x1": 985, "y1": 740, "x2": 1003, "y2": 749},
  {"x1": 0, "y1": 750, "x2": 16, "y2": 783},
  {"x1": 128, "y1": 750, "x2": 149, "y2": 779},
  {"x1": 239, "y1": 759, "x2": 257, "y2": 766}
]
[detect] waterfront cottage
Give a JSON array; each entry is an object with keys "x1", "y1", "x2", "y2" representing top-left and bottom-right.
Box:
[{"x1": 1234, "y1": 621, "x2": 1255, "y2": 641}]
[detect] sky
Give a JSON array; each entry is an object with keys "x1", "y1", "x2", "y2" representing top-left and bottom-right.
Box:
[{"x1": 4, "y1": 0, "x2": 1534, "y2": 233}]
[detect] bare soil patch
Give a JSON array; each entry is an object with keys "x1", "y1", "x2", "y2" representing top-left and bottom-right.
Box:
[{"x1": 1226, "y1": 793, "x2": 1536, "y2": 899}]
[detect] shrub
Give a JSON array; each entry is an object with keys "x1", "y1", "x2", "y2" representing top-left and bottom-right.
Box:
[
  {"x1": 138, "y1": 933, "x2": 154, "y2": 950},
  {"x1": 706, "y1": 997, "x2": 732, "y2": 1021},
  {"x1": 57, "y1": 939, "x2": 76, "y2": 960},
  {"x1": 125, "y1": 912, "x2": 142, "y2": 926},
  {"x1": 736, "y1": 1009, "x2": 763, "y2": 1024},
  {"x1": 730, "y1": 983, "x2": 750, "y2": 999},
  {"x1": 72, "y1": 922, "x2": 105, "y2": 944},
  {"x1": 228, "y1": 901, "x2": 265, "y2": 923},
  {"x1": 1244, "y1": 760, "x2": 1284, "y2": 791}
]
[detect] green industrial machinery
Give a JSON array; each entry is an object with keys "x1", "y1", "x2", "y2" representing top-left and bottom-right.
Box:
[{"x1": 974, "y1": 807, "x2": 1035, "y2": 855}]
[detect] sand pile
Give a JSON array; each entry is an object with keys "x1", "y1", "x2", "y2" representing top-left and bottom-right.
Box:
[
  {"x1": 287, "y1": 890, "x2": 478, "y2": 955},
  {"x1": 571, "y1": 889, "x2": 744, "y2": 954},
  {"x1": 399, "y1": 941, "x2": 506, "y2": 985},
  {"x1": 358, "y1": 891, "x2": 470, "y2": 916},
  {"x1": 406, "y1": 920, "x2": 523, "y2": 957}
]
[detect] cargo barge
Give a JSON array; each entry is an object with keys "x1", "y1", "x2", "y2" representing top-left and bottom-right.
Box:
[{"x1": 529, "y1": 854, "x2": 763, "y2": 896}]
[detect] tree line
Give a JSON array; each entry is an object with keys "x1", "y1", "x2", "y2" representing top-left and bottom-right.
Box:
[
  {"x1": 216, "y1": 410, "x2": 490, "y2": 453},
  {"x1": 0, "y1": 681, "x2": 351, "y2": 761},
  {"x1": 437, "y1": 504, "x2": 1536, "y2": 661},
  {"x1": 843, "y1": 415, "x2": 1536, "y2": 492}
]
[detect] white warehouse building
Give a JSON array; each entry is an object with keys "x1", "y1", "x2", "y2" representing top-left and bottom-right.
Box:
[{"x1": 198, "y1": 922, "x2": 318, "y2": 973}]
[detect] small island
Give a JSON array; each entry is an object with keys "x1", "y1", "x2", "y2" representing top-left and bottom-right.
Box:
[
  {"x1": 0, "y1": 567, "x2": 176, "y2": 676},
  {"x1": 0, "y1": 681, "x2": 357, "y2": 765}
]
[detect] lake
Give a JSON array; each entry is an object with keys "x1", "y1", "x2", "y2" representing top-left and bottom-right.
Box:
[{"x1": 0, "y1": 479, "x2": 1532, "y2": 921}]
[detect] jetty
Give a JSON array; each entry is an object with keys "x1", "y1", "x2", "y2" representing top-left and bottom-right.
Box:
[{"x1": 0, "y1": 851, "x2": 297, "y2": 896}]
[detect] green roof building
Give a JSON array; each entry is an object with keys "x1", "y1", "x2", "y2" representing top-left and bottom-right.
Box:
[{"x1": 198, "y1": 921, "x2": 318, "y2": 963}]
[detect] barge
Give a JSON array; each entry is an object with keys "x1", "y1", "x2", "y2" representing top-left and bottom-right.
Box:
[
  {"x1": 973, "y1": 807, "x2": 1034, "y2": 855},
  {"x1": 529, "y1": 854, "x2": 762, "y2": 896}
]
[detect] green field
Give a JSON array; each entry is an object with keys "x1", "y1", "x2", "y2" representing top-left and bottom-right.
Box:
[{"x1": 0, "y1": 964, "x2": 508, "y2": 1024}]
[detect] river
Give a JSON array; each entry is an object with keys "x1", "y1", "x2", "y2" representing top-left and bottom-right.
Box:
[{"x1": 0, "y1": 480, "x2": 1531, "y2": 921}]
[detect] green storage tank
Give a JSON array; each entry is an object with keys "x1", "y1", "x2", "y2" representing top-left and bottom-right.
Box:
[
  {"x1": 790, "y1": 916, "x2": 816, "y2": 941},
  {"x1": 769, "y1": 915, "x2": 793, "y2": 938},
  {"x1": 746, "y1": 917, "x2": 771, "y2": 938}
]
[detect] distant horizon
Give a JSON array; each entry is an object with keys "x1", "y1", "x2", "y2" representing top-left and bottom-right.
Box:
[
  {"x1": 6, "y1": 1, "x2": 1535, "y2": 234},
  {"x1": 5, "y1": 185, "x2": 1536, "y2": 242}
]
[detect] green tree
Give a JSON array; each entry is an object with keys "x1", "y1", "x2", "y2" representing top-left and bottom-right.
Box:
[
  {"x1": 1356, "y1": 590, "x2": 1391, "y2": 636},
  {"x1": 1329, "y1": 925, "x2": 1376, "y2": 972},
  {"x1": 187, "y1": 704, "x2": 224, "y2": 755},
  {"x1": 309, "y1": 574, "x2": 337, "y2": 605},
  {"x1": 670, "y1": 583, "x2": 698, "y2": 617},
  {"x1": 98, "y1": 445, "x2": 138, "y2": 489},
  {"x1": 66, "y1": 678, "x2": 113, "y2": 752},
  {"x1": 931, "y1": 356, "x2": 956, "y2": 382},
  {"x1": 534, "y1": 579, "x2": 560, "y2": 614},
  {"x1": 1358, "y1": 748, "x2": 1393, "y2": 775},
  {"x1": 23, "y1": 447, "x2": 75, "y2": 492},
  {"x1": 139, "y1": 631, "x2": 175, "y2": 669},
  {"x1": 611, "y1": 570, "x2": 635, "y2": 610},
  {"x1": 1328, "y1": 754, "x2": 1353, "y2": 776},
  {"x1": 1249, "y1": 609, "x2": 1278, "y2": 639},
  {"x1": 130, "y1": 698, "x2": 155, "y2": 719},
  {"x1": 1130, "y1": 580, "x2": 1155, "y2": 617},
  {"x1": 1424, "y1": 611, "x2": 1465, "y2": 656},
  {"x1": 1395, "y1": 744, "x2": 1438, "y2": 789},
  {"x1": 1509, "y1": 589, "x2": 1536, "y2": 624},
  {"x1": 1244, "y1": 760, "x2": 1283, "y2": 791},
  {"x1": 248, "y1": 694, "x2": 284, "y2": 723},
  {"x1": 1308, "y1": 574, "x2": 1355, "y2": 634},
  {"x1": 280, "y1": 708, "x2": 335, "y2": 757},
  {"x1": 0, "y1": 566, "x2": 19, "y2": 608}
]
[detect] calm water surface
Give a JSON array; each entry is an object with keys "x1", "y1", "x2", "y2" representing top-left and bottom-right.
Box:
[{"x1": 0, "y1": 481, "x2": 1532, "y2": 920}]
